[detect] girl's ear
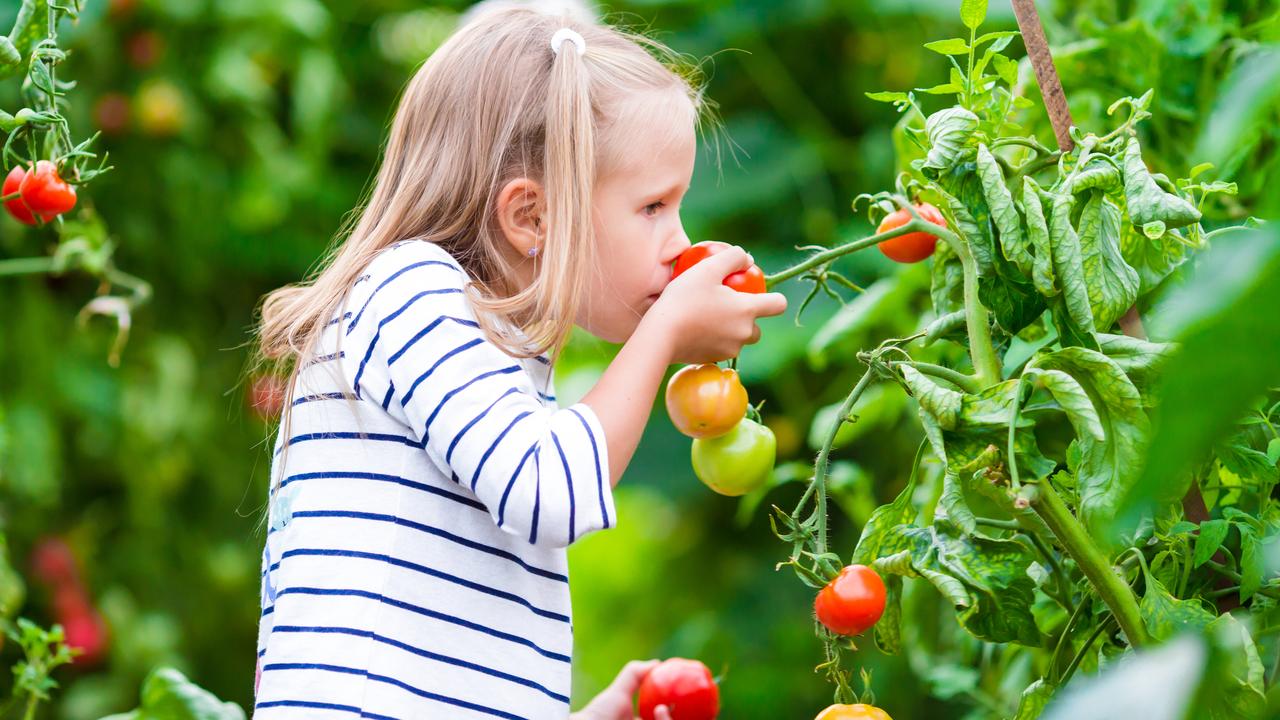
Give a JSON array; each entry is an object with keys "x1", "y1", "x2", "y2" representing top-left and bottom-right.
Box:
[{"x1": 496, "y1": 178, "x2": 545, "y2": 258}]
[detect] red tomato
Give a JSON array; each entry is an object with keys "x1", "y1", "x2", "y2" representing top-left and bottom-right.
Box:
[
  {"x1": 3, "y1": 165, "x2": 41, "y2": 225},
  {"x1": 875, "y1": 202, "x2": 946, "y2": 263},
  {"x1": 249, "y1": 374, "x2": 287, "y2": 420},
  {"x1": 637, "y1": 658, "x2": 719, "y2": 720},
  {"x1": 53, "y1": 586, "x2": 108, "y2": 666},
  {"x1": 671, "y1": 241, "x2": 767, "y2": 294},
  {"x1": 664, "y1": 364, "x2": 748, "y2": 439},
  {"x1": 18, "y1": 160, "x2": 77, "y2": 217},
  {"x1": 816, "y1": 704, "x2": 893, "y2": 720},
  {"x1": 814, "y1": 564, "x2": 887, "y2": 636}
]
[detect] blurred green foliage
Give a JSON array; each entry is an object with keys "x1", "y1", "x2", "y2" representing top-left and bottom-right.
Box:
[{"x1": 0, "y1": 0, "x2": 1276, "y2": 718}]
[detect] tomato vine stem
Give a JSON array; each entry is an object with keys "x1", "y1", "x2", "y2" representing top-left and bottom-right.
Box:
[{"x1": 1023, "y1": 481, "x2": 1150, "y2": 648}]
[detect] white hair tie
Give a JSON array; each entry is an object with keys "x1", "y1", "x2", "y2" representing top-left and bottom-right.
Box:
[{"x1": 550, "y1": 28, "x2": 586, "y2": 57}]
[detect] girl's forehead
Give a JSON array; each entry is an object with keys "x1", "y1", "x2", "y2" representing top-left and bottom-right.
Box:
[{"x1": 601, "y1": 91, "x2": 697, "y2": 180}]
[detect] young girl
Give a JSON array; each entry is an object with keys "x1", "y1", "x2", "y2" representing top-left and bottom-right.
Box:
[{"x1": 251, "y1": 6, "x2": 786, "y2": 719}]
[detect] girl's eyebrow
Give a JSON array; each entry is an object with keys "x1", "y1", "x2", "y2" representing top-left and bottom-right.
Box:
[{"x1": 647, "y1": 181, "x2": 687, "y2": 199}]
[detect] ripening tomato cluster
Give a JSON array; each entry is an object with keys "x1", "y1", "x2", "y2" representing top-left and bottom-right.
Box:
[
  {"x1": 664, "y1": 242, "x2": 777, "y2": 498},
  {"x1": 30, "y1": 537, "x2": 109, "y2": 666},
  {"x1": 875, "y1": 202, "x2": 946, "y2": 263},
  {"x1": 3, "y1": 161, "x2": 78, "y2": 226}
]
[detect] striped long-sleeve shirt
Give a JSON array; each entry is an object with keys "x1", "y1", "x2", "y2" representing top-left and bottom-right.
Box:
[{"x1": 254, "y1": 240, "x2": 616, "y2": 719}]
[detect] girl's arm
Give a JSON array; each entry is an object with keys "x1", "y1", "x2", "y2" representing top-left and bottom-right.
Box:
[{"x1": 582, "y1": 247, "x2": 787, "y2": 486}]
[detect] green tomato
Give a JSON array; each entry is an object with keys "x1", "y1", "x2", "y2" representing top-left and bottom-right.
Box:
[{"x1": 691, "y1": 418, "x2": 777, "y2": 496}]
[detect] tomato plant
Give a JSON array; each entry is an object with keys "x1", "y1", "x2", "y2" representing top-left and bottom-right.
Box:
[
  {"x1": 691, "y1": 417, "x2": 776, "y2": 496},
  {"x1": 18, "y1": 160, "x2": 76, "y2": 217},
  {"x1": 637, "y1": 658, "x2": 720, "y2": 720},
  {"x1": 874, "y1": 202, "x2": 945, "y2": 263},
  {"x1": 665, "y1": 363, "x2": 749, "y2": 439},
  {"x1": 672, "y1": 241, "x2": 768, "y2": 294},
  {"x1": 754, "y1": 1, "x2": 1280, "y2": 716},
  {"x1": 814, "y1": 565, "x2": 886, "y2": 637}
]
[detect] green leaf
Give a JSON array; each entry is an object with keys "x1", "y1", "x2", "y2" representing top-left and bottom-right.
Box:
[
  {"x1": 851, "y1": 462, "x2": 921, "y2": 566},
  {"x1": 1030, "y1": 347, "x2": 1150, "y2": 537},
  {"x1": 1024, "y1": 368, "x2": 1105, "y2": 442},
  {"x1": 1192, "y1": 519, "x2": 1229, "y2": 567},
  {"x1": 901, "y1": 366, "x2": 963, "y2": 431},
  {"x1": 1095, "y1": 333, "x2": 1176, "y2": 407},
  {"x1": 974, "y1": 30, "x2": 1018, "y2": 47},
  {"x1": 976, "y1": 144, "x2": 1033, "y2": 279},
  {"x1": 1118, "y1": 227, "x2": 1280, "y2": 535},
  {"x1": 874, "y1": 574, "x2": 904, "y2": 654},
  {"x1": 960, "y1": 0, "x2": 987, "y2": 30},
  {"x1": 1045, "y1": 190, "x2": 1097, "y2": 338},
  {"x1": 887, "y1": 519, "x2": 1042, "y2": 645},
  {"x1": 930, "y1": 238, "x2": 966, "y2": 317},
  {"x1": 991, "y1": 52, "x2": 1019, "y2": 88},
  {"x1": 866, "y1": 90, "x2": 911, "y2": 104},
  {"x1": 99, "y1": 667, "x2": 246, "y2": 720},
  {"x1": 1077, "y1": 192, "x2": 1140, "y2": 331},
  {"x1": 1014, "y1": 679, "x2": 1055, "y2": 720},
  {"x1": 1067, "y1": 156, "x2": 1123, "y2": 195},
  {"x1": 1267, "y1": 438, "x2": 1280, "y2": 466},
  {"x1": 1203, "y1": 613, "x2": 1266, "y2": 719},
  {"x1": 1238, "y1": 525, "x2": 1262, "y2": 602},
  {"x1": 1140, "y1": 573, "x2": 1215, "y2": 642},
  {"x1": 918, "y1": 83, "x2": 964, "y2": 95},
  {"x1": 1022, "y1": 178, "x2": 1057, "y2": 297},
  {"x1": 924, "y1": 38, "x2": 972, "y2": 56},
  {"x1": 1121, "y1": 136, "x2": 1203, "y2": 229},
  {"x1": 922, "y1": 107, "x2": 979, "y2": 173}
]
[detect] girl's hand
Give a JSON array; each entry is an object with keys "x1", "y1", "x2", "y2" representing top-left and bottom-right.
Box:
[
  {"x1": 569, "y1": 659, "x2": 673, "y2": 720},
  {"x1": 644, "y1": 245, "x2": 787, "y2": 364}
]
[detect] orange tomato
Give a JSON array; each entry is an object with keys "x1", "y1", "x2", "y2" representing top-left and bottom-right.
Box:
[{"x1": 665, "y1": 364, "x2": 748, "y2": 439}]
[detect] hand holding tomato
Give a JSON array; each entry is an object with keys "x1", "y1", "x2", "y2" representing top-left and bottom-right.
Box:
[
  {"x1": 671, "y1": 241, "x2": 767, "y2": 293},
  {"x1": 569, "y1": 660, "x2": 673, "y2": 720},
  {"x1": 637, "y1": 658, "x2": 719, "y2": 720},
  {"x1": 645, "y1": 245, "x2": 786, "y2": 364}
]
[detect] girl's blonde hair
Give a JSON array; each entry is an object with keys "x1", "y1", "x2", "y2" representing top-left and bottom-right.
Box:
[{"x1": 249, "y1": 5, "x2": 717, "y2": 480}]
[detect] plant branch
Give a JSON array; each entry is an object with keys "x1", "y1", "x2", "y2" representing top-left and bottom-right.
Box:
[{"x1": 1023, "y1": 481, "x2": 1149, "y2": 648}]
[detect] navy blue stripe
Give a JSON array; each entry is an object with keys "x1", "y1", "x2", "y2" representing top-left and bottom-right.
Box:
[
  {"x1": 551, "y1": 433, "x2": 576, "y2": 544},
  {"x1": 354, "y1": 291, "x2": 466, "y2": 399},
  {"x1": 398, "y1": 338, "x2": 485, "y2": 407},
  {"x1": 529, "y1": 451, "x2": 542, "y2": 545},
  {"x1": 278, "y1": 548, "x2": 570, "y2": 623},
  {"x1": 274, "y1": 431, "x2": 418, "y2": 456},
  {"x1": 422, "y1": 365, "x2": 523, "y2": 445},
  {"x1": 382, "y1": 383, "x2": 395, "y2": 411},
  {"x1": 537, "y1": 391, "x2": 556, "y2": 402},
  {"x1": 569, "y1": 408, "x2": 610, "y2": 529},
  {"x1": 292, "y1": 392, "x2": 356, "y2": 407},
  {"x1": 261, "y1": 605, "x2": 274, "y2": 616},
  {"x1": 388, "y1": 316, "x2": 480, "y2": 365},
  {"x1": 279, "y1": 471, "x2": 486, "y2": 512},
  {"x1": 270, "y1": 626, "x2": 569, "y2": 703},
  {"x1": 447, "y1": 387, "x2": 521, "y2": 465},
  {"x1": 469, "y1": 410, "x2": 534, "y2": 491},
  {"x1": 258, "y1": 647, "x2": 266, "y2": 657},
  {"x1": 497, "y1": 443, "x2": 539, "y2": 528},
  {"x1": 274, "y1": 587, "x2": 570, "y2": 663},
  {"x1": 255, "y1": 699, "x2": 398, "y2": 719},
  {"x1": 261, "y1": 663, "x2": 529, "y2": 719},
  {"x1": 284, "y1": 510, "x2": 566, "y2": 582},
  {"x1": 324, "y1": 311, "x2": 353, "y2": 328},
  {"x1": 304, "y1": 351, "x2": 344, "y2": 367},
  {"x1": 347, "y1": 260, "x2": 461, "y2": 335}
]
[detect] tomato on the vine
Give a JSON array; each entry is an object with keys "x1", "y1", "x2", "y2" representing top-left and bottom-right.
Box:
[
  {"x1": 671, "y1": 241, "x2": 767, "y2": 294},
  {"x1": 874, "y1": 202, "x2": 946, "y2": 263},
  {"x1": 816, "y1": 704, "x2": 893, "y2": 720},
  {"x1": 814, "y1": 564, "x2": 886, "y2": 636},
  {"x1": 691, "y1": 417, "x2": 775, "y2": 496},
  {"x1": 18, "y1": 160, "x2": 77, "y2": 217},
  {"x1": 637, "y1": 658, "x2": 719, "y2": 720},
  {"x1": 665, "y1": 364, "x2": 748, "y2": 439},
  {"x1": 3, "y1": 165, "x2": 38, "y2": 225}
]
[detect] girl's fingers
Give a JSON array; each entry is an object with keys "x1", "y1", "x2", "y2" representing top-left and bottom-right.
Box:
[
  {"x1": 611, "y1": 659, "x2": 661, "y2": 694},
  {"x1": 749, "y1": 291, "x2": 788, "y2": 317}
]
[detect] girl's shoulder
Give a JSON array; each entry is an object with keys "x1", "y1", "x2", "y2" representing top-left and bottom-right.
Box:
[{"x1": 361, "y1": 239, "x2": 470, "y2": 288}]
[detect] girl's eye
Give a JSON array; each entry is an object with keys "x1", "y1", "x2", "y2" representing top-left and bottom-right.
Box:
[{"x1": 643, "y1": 200, "x2": 666, "y2": 217}]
